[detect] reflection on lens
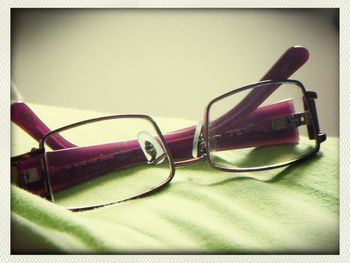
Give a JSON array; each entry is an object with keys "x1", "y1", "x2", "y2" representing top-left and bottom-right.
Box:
[
  {"x1": 43, "y1": 117, "x2": 172, "y2": 209},
  {"x1": 207, "y1": 82, "x2": 317, "y2": 170}
]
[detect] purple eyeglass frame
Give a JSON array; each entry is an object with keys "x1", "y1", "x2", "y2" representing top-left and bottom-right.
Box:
[{"x1": 11, "y1": 46, "x2": 326, "y2": 211}]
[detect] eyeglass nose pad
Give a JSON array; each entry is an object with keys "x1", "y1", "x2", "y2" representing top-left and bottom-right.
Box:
[
  {"x1": 137, "y1": 131, "x2": 166, "y2": 164},
  {"x1": 192, "y1": 121, "x2": 204, "y2": 158}
]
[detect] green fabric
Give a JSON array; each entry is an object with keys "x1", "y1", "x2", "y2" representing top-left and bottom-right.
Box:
[{"x1": 11, "y1": 104, "x2": 339, "y2": 254}]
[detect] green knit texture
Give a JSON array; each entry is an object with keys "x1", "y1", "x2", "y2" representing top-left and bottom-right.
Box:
[{"x1": 11, "y1": 104, "x2": 339, "y2": 254}]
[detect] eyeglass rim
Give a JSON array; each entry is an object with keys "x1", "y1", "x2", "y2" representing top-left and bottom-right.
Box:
[
  {"x1": 203, "y1": 79, "x2": 323, "y2": 172},
  {"x1": 39, "y1": 114, "x2": 176, "y2": 211}
]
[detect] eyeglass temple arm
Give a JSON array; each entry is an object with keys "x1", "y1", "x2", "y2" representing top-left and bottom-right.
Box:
[
  {"x1": 208, "y1": 46, "x2": 326, "y2": 151},
  {"x1": 209, "y1": 46, "x2": 310, "y2": 132},
  {"x1": 11, "y1": 102, "x2": 77, "y2": 149},
  {"x1": 171, "y1": 46, "x2": 312, "y2": 160},
  {"x1": 11, "y1": 82, "x2": 76, "y2": 149}
]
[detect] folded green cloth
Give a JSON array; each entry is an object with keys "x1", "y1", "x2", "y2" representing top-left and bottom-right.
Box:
[{"x1": 11, "y1": 104, "x2": 339, "y2": 254}]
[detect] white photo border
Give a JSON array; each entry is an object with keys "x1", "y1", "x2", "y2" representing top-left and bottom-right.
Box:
[{"x1": 1, "y1": 0, "x2": 349, "y2": 262}]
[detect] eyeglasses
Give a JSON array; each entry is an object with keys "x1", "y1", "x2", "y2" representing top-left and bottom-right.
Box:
[{"x1": 11, "y1": 46, "x2": 326, "y2": 211}]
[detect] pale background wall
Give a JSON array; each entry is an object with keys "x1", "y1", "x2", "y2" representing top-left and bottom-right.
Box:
[{"x1": 11, "y1": 9, "x2": 339, "y2": 136}]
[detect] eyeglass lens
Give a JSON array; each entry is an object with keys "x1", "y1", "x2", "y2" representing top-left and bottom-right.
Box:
[
  {"x1": 207, "y1": 82, "x2": 317, "y2": 170},
  {"x1": 43, "y1": 117, "x2": 172, "y2": 209}
]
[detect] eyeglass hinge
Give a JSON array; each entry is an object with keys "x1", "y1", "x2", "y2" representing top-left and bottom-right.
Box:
[
  {"x1": 306, "y1": 91, "x2": 318, "y2": 99},
  {"x1": 11, "y1": 148, "x2": 47, "y2": 195},
  {"x1": 318, "y1": 133, "x2": 327, "y2": 143},
  {"x1": 271, "y1": 112, "x2": 311, "y2": 131},
  {"x1": 304, "y1": 91, "x2": 326, "y2": 142}
]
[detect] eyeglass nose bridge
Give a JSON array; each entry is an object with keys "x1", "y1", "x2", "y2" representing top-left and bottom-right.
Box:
[{"x1": 305, "y1": 91, "x2": 326, "y2": 143}]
